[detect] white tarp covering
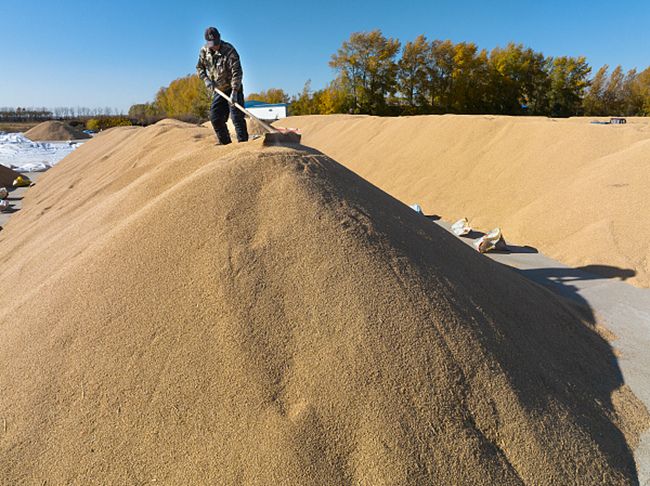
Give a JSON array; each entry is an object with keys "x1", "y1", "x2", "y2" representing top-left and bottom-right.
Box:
[{"x1": 0, "y1": 132, "x2": 82, "y2": 172}]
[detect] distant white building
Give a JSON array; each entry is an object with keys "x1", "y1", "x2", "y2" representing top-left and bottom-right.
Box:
[{"x1": 244, "y1": 100, "x2": 288, "y2": 121}]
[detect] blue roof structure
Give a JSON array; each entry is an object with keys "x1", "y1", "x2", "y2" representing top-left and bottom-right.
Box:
[{"x1": 244, "y1": 100, "x2": 288, "y2": 109}]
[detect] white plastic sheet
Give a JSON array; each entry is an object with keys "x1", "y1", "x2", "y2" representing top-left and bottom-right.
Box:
[{"x1": 0, "y1": 132, "x2": 82, "y2": 172}]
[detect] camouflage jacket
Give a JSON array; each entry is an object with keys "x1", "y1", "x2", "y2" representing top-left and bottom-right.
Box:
[{"x1": 196, "y1": 41, "x2": 243, "y2": 92}]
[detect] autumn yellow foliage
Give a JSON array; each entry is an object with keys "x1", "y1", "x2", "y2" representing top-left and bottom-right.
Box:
[{"x1": 154, "y1": 75, "x2": 211, "y2": 121}]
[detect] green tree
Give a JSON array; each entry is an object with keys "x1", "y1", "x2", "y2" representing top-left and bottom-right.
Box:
[
  {"x1": 547, "y1": 56, "x2": 591, "y2": 117},
  {"x1": 397, "y1": 35, "x2": 430, "y2": 112},
  {"x1": 582, "y1": 65, "x2": 609, "y2": 115},
  {"x1": 86, "y1": 117, "x2": 132, "y2": 131},
  {"x1": 288, "y1": 79, "x2": 350, "y2": 115},
  {"x1": 330, "y1": 30, "x2": 401, "y2": 114},
  {"x1": 154, "y1": 74, "x2": 209, "y2": 120},
  {"x1": 246, "y1": 88, "x2": 290, "y2": 104},
  {"x1": 427, "y1": 39, "x2": 456, "y2": 112},
  {"x1": 449, "y1": 42, "x2": 490, "y2": 113},
  {"x1": 420, "y1": 40, "x2": 491, "y2": 113},
  {"x1": 602, "y1": 65, "x2": 625, "y2": 115},
  {"x1": 489, "y1": 43, "x2": 549, "y2": 115},
  {"x1": 620, "y1": 69, "x2": 639, "y2": 115},
  {"x1": 128, "y1": 102, "x2": 163, "y2": 124},
  {"x1": 289, "y1": 81, "x2": 317, "y2": 115},
  {"x1": 315, "y1": 79, "x2": 350, "y2": 114},
  {"x1": 629, "y1": 67, "x2": 650, "y2": 115}
]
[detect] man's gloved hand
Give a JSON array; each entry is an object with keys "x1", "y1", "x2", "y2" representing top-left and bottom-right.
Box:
[
  {"x1": 230, "y1": 89, "x2": 238, "y2": 104},
  {"x1": 205, "y1": 80, "x2": 215, "y2": 92}
]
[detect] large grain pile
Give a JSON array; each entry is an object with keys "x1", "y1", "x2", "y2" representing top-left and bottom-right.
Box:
[
  {"x1": 0, "y1": 122, "x2": 647, "y2": 484},
  {"x1": 24, "y1": 120, "x2": 91, "y2": 141},
  {"x1": 277, "y1": 115, "x2": 650, "y2": 287}
]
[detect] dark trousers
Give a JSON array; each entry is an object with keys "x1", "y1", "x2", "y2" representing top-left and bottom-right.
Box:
[{"x1": 210, "y1": 87, "x2": 249, "y2": 144}]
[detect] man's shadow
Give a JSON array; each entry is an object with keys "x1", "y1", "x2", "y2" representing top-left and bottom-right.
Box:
[{"x1": 519, "y1": 264, "x2": 636, "y2": 299}]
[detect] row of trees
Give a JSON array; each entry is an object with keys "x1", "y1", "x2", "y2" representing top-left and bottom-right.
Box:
[
  {"x1": 246, "y1": 88, "x2": 290, "y2": 104},
  {"x1": 128, "y1": 30, "x2": 650, "y2": 121},
  {"x1": 0, "y1": 106, "x2": 124, "y2": 122},
  {"x1": 582, "y1": 65, "x2": 650, "y2": 116},
  {"x1": 0, "y1": 108, "x2": 53, "y2": 122},
  {"x1": 85, "y1": 117, "x2": 132, "y2": 131},
  {"x1": 127, "y1": 80, "x2": 293, "y2": 125},
  {"x1": 320, "y1": 31, "x2": 650, "y2": 116}
]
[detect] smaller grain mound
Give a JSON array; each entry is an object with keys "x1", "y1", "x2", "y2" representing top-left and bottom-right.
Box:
[
  {"x1": 155, "y1": 118, "x2": 198, "y2": 128},
  {"x1": 24, "y1": 120, "x2": 90, "y2": 141}
]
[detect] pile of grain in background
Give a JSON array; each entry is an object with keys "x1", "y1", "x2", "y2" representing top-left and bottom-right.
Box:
[
  {"x1": 24, "y1": 120, "x2": 91, "y2": 141},
  {"x1": 277, "y1": 114, "x2": 650, "y2": 287},
  {"x1": 0, "y1": 121, "x2": 647, "y2": 484}
]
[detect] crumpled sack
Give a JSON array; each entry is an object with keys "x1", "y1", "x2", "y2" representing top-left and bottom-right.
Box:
[
  {"x1": 0, "y1": 187, "x2": 7, "y2": 200},
  {"x1": 409, "y1": 203, "x2": 423, "y2": 215},
  {"x1": 451, "y1": 217, "x2": 471, "y2": 236},
  {"x1": 474, "y1": 228, "x2": 508, "y2": 253}
]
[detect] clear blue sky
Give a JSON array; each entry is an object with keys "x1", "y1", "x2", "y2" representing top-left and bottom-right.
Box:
[{"x1": 1, "y1": 0, "x2": 649, "y2": 112}]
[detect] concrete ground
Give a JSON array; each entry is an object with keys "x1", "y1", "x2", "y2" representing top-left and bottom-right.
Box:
[{"x1": 433, "y1": 217, "x2": 650, "y2": 484}]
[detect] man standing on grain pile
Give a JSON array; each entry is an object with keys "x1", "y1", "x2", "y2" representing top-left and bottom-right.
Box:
[{"x1": 197, "y1": 27, "x2": 249, "y2": 145}]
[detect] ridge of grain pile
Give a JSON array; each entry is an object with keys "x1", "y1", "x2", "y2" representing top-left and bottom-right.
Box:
[
  {"x1": 0, "y1": 121, "x2": 647, "y2": 485},
  {"x1": 24, "y1": 120, "x2": 91, "y2": 141}
]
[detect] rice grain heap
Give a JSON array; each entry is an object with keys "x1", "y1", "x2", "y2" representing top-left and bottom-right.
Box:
[
  {"x1": 24, "y1": 120, "x2": 91, "y2": 141},
  {"x1": 276, "y1": 114, "x2": 650, "y2": 287},
  {"x1": 0, "y1": 122, "x2": 647, "y2": 485}
]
